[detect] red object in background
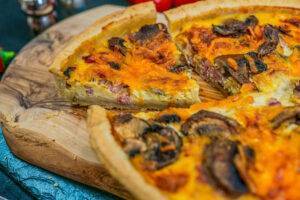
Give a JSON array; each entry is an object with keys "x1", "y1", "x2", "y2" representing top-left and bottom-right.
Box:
[
  {"x1": 0, "y1": 58, "x2": 4, "y2": 73},
  {"x1": 153, "y1": 0, "x2": 172, "y2": 12},
  {"x1": 173, "y1": 0, "x2": 197, "y2": 7},
  {"x1": 128, "y1": 0, "x2": 172, "y2": 12}
]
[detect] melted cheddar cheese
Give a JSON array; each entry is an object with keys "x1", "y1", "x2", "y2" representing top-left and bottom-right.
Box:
[{"x1": 61, "y1": 24, "x2": 198, "y2": 98}]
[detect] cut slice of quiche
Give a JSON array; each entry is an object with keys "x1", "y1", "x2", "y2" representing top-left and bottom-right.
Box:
[{"x1": 49, "y1": 2, "x2": 200, "y2": 110}]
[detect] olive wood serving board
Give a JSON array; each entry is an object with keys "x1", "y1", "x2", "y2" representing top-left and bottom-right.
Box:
[{"x1": 0, "y1": 5, "x2": 223, "y2": 199}]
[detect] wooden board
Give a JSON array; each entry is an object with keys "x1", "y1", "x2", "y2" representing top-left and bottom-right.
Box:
[{"x1": 0, "y1": 5, "x2": 132, "y2": 199}]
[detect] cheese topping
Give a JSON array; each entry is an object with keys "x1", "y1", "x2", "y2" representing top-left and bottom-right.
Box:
[{"x1": 61, "y1": 23, "x2": 198, "y2": 97}]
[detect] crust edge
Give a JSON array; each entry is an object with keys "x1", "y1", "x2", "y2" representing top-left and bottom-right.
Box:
[
  {"x1": 164, "y1": 0, "x2": 300, "y2": 35},
  {"x1": 87, "y1": 105, "x2": 167, "y2": 200},
  {"x1": 49, "y1": 1, "x2": 156, "y2": 76}
]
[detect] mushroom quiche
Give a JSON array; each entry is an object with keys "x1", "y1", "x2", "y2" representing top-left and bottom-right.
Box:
[
  {"x1": 88, "y1": 93, "x2": 300, "y2": 200},
  {"x1": 165, "y1": 0, "x2": 300, "y2": 96},
  {"x1": 50, "y1": 2, "x2": 200, "y2": 110},
  {"x1": 87, "y1": 0, "x2": 300, "y2": 200}
]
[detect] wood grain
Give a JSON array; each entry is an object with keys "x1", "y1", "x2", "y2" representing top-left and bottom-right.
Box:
[{"x1": 0, "y1": 5, "x2": 132, "y2": 199}]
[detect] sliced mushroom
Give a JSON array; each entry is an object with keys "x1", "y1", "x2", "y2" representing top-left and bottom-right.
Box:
[
  {"x1": 123, "y1": 138, "x2": 147, "y2": 157},
  {"x1": 196, "y1": 58, "x2": 241, "y2": 95},
  {"x1": 155, "y1": 114, "x2": 181, "y2": 124},
  {"x1": 113, "y1": 113, "x2": 149, "y2": 141},
  {"x1": 244, "y1": 52, "x2": 267, "y2": 74},
  {"x1": 214, "y1": 54, "x2": 251, "y2": 84},
  {"x1": 142, "y1": 124, "x2": 182, "y2": 170},
  {"x1": 129, "y1": 23, "x2": 169, "y2": 43},
  {"x1": 271, "y1": 106, "x2": 300, "y2": 129},
  {"x1": 214, "y1": 53, "x2": 268, "y2": 85},
  {"x1": 108, "y1": 37, "x2": 127, "y2": 55},
  {"x1": 202, "y1": 139, "x2": 249, "y2": 196},
  {"x1": 257, "y1": 25, "x2": 279, "y2": 57},
  {"x1": 181, "y1": 110, "x2": 242, "y2": 137},
  {"x1": 212, "y1": 15, "x2": 258, "y2": 37},
  {"x1": 244, "y1": 15, "x2": 259, "y2": 27},
  {"x1": 213, "y1": 19, "x2": 247, "y2": 37}
]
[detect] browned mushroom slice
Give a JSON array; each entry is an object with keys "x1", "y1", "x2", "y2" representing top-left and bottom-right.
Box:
[
  {"x1": 141, "y1": 124, "x2": 182, "y2": 170},
  {"x1": 113, "y1": 113, "x2": 150, "y2": 140},
  {"x1": 112, "y1": 113, "x2": 150, "y2": 156},
  {"x1": 234, "y1": 145, "x2": 256, "y2": 192},
  {"x1": 155, "y1": 114, "x2": 181, "y2": 124},
  {"x1": 108, "y1": 37, "x2": 127, "y2": 55},
  {"x1": 202, "y1": 139, "x2": 249, "y2": 196},
  {"x1": 123, "y1": 138, "x2": 147, "y2": 157},
  {"x1": 214, "y1": 53, "x2": 268, "y2": 85},
  {"x1": 212, "y1": 15, "x2": 258, "y2": 37},
  {"x1": 293, "y1": 81, "x2": 300, "y2": 100},
  {"x1": 129, "y1": 23, "x2": 169, "y2": 44},
  {"x1": 196, "y1": 58, "x2": 241, "y2": 95},
  {"x1": 214, "y1": 54, "x2": 251, "y2": 84},
  {"x1": 271, "y1": 106, "x2": 300, "y2": 129},
  {"x1": 212, "y1": 19, "x2": 247, "y2": 37},
  {"x1": 244, "y1": 52, "x2": 267, "y2": 74},
  {"x1": 181, "y1": 110, "x2": 242, "y2": 137},
  {"x1": 257, "y1": 25, "x2": 279, "y2": 57}
]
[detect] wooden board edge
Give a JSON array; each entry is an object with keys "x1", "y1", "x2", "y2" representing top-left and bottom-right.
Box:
[{"x1": 1, "y1": 124, "x2": 132, "y2": 199}]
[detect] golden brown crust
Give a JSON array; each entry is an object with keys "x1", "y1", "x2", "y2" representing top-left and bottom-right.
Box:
[
  {"x1": 164, "y1": 0, "x2": 300, "y2": 35},
  {"x1": 87, "y1": 105, "x2": 167, "y2": 200}
]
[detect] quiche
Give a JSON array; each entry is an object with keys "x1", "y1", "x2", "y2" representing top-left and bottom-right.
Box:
[
  {"x1": 87, "y1": 1, "x2": 300, "y2": 200},
  {"x1": 88, "y1": 95, "x2": 300, "y2": 200},
  {"x1": 49, "y1": 2, "x2": 200, "y2": 110},
  {"x1": 165, "y1": 0, "x2": 300, "y2": 96}
]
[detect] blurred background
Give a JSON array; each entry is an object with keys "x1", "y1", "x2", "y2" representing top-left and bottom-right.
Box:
[{"x1": 0, "y1": 0, "x2": 128, "y2": 52}]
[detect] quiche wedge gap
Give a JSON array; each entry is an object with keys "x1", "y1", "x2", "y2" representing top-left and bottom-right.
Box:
[
  {"x1": 49, "y1": 2, "x2": 200, "y2": 110},
  {"x1": 164, "y1": 0, "x2": 300, "y2": 98}
]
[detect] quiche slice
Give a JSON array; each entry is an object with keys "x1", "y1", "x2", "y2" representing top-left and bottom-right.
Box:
[
  {"x1": 164, "y1": 0, "x2": 300, "y2": 96},
  {"x1": 50, "y1": 2, "x2": 200, "y2": 110},
  {"x1": 87, "y1": 97, "x2": 300, "y2": 200}
]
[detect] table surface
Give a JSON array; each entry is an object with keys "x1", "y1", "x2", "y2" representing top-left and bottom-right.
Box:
[{"x1": 0, "y1": 0, "x2": 128, "y2": 199}]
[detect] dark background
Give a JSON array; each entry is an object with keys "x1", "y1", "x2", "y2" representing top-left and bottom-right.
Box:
[
  {"x1": 0, "y1": 0, "x2": 128, "y2": 199},
  {"x1": 0, "y1": 0, "x2": 129, "y2": 52}
]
